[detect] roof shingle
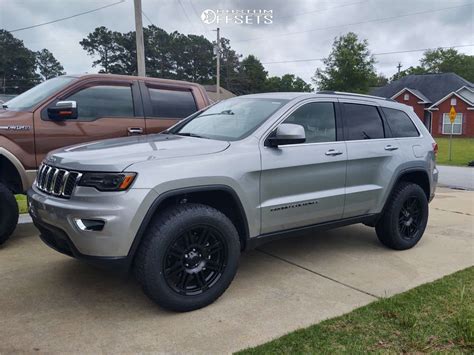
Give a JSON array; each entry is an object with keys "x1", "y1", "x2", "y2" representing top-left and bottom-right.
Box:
[{"x1": 370, "y1": 73, "x2": 473, "y2": 103}]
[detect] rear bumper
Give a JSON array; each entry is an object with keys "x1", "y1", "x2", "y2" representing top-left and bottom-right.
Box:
[{"x1": 430, "y1": 166, "x2": 439, "y2": 202}]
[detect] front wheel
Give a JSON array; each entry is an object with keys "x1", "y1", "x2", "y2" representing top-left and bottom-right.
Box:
[
  {"x1": 0, "y1": 183, "x2": 19, "y2": 245},
  {"x1": 376, "y1": 182, "x2": 428, "y2": 250},
  {"x1": 134, "y1": 203, "x2": 240, "y2": 312}
]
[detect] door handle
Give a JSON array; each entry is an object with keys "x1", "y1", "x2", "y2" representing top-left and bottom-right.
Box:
[
  {"x1": 128, "y1": 127, "x2": 143, "y2": 135},
  {"x1": 384, "y1": 145, "x2": 399, "y2": 151},
  {"x1": 325, "y1": 149, "x2": 343, "y2": 156}
]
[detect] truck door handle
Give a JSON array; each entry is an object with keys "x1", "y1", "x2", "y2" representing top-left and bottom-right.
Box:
[
  {"x1": 384, "y1": 145, "x2": 399, "y2": 151},
  {"x1": 128, "y1": 127, "x2": 143, "y2": 135},
  {"x1": 325, "y1": 149, "x2": 343, "y2": 156}
]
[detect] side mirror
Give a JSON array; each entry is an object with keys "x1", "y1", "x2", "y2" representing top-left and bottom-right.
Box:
[
  {"x1": 48, "y1": 100, "x2": 78, "y2": 120},
  {"x1": 265, "y1": 123, "x2": 306, "y2": 147}
]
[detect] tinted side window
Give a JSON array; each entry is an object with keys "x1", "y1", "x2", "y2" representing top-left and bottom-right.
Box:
[
  {"x1": 382, "y1": 107, "x2": 419, "y2": 138},
  {"x1": 66, "y1": 85, "x2": 134, "y2": 121},
  {"x1": 284, "y1": 102, "x2": 336, "y2": 143},
  {"x1": 343, "y1": 103, "x2": 384, "y2": 140},
  {"x1": 148, "y1": 88, "x2": 197, "y2": 119}
]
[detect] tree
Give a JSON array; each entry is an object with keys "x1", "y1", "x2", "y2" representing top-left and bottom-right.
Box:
[
  {"x1": 79, "y1": 26, "x2": 120, "y2": 73},
  {"x1": 421, "y1": 48, "x2": 474, "y2": 81},
  {"x1": 265, "y1": 74, "x2": 313, "y2": 92},
  {"x1": 0, "y1": 29, "x2": 40, "y2": 94},
  {"x1": 391, "y1": 66, "x2": 426, "y2": 81},
  {"x1": 219, "y1": 37, "x2": 242, "y2": 93},
  {"x1": 391, "y1": 48, "x2": 474, "y2": 82},
  {"x1": 313, "y1": 32, "x2": 377, "y2": 93},
  {"x1": 176, "y1": 34, "x2": 214, "y2": 83},
  {"x1": 35, "y1": 49, "x2": 65, "y2": 80},
  {"x1": 373, "y1": 73, "x2": 388, "y2": 87},
  {"x1": 145, "y1": 25, "x2": 174, "y2": 78},
  {"x1": 235, "y1": 55, "x2": 267, "y2": 94}
]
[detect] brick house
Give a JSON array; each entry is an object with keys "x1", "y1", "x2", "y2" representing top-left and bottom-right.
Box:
[{"x1": 371, "y1": 73, "x2": 474, "y2": 137}]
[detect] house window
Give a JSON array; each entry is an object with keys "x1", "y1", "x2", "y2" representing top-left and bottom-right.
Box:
[
  {"x1": 442, "y1": 113, "x2": 462, "y2": 135},
  {"x1": 403, "y1": 93, "x2": 409, "y2": 101},
  {"x1": 450, "y1": 97, "x2": 457, "y2": 106}
]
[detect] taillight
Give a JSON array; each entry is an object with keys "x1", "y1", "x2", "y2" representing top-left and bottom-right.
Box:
[{"x1": 432, "y1": 143, "x2": 438, "y2": 159}]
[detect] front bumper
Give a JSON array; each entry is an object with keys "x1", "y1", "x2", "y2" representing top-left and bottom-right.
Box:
[
  {"x1": 27, "y1": 185, "x2": 158, "y2": 260},
  {"x1": 33, "y1": 218, "x2": 131, "y2": 271}
]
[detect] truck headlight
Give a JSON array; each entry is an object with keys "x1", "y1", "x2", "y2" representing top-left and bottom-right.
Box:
[{"x1": 78, "y1": 172, "x2": 136, "y2": 191}]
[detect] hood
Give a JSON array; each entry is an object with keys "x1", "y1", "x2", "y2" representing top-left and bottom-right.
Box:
[
  {"x1": 45, "y1": 134, "x2": 230, "y2": 171},
  {"x1": 0, "y1": 109, "x2": 30, "y2": 120}
]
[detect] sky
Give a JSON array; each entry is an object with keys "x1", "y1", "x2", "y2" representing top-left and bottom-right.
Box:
[{"x1": 1, "y1": 0, "x2": 473, "y2": 87}]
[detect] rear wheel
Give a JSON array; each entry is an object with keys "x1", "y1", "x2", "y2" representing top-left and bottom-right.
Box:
[
  {"x1": 134, "y1": 203, "x2": 240, "y2": 312},
  {"x1": 376, "y1": 182, "x2": 428, "y2": 250},
  {"x1": 0, "y1": 183, "x2": 19, "y2": 245}
]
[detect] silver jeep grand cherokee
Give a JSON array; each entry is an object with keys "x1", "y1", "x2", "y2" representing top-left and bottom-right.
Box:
[{"x1": 28, "y1": 92, "x2": 438, "y2": 311}]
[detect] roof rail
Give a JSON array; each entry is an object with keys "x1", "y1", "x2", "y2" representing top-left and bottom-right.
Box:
[{"x1": 317, "y1": 91, "x2": 396, "y2": 102}]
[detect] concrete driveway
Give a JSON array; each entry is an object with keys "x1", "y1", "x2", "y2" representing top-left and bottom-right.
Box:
[{"x1": 1, "y1": 188, "x2": 472, "y2": 353}]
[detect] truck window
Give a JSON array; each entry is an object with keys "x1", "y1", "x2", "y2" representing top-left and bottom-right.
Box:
[
  {"x1": 66, "y1": 85, "x2": 134, "y2": 121},
  {"x1": 147, "y1": 87, "x2": 197, "y2": 119},
  {"x1": 284, "y1": 102, "x2": 336, "y2": 143},
  {"x1": 382, "y1": 107, "x2": 419, "y2": 138},
  {"x1": 343, "y1": 103, "x2": 384, "y2": 140}
]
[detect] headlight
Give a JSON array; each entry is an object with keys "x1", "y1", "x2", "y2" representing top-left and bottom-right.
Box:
[{"x1": 78, "y1": 172, "x2": 137, "y2": 191}]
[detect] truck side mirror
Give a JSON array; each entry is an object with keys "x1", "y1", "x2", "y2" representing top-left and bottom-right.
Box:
[
  {"x1": 48, "y1": 101, "x2": 78, "y2": 120},
  {"x1": 265, "y1": 123, "x2": 306, "y2": 147}
]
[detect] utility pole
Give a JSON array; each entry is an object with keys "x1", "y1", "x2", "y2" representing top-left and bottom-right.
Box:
[
  {"x1": 213, "y1": 27, "x2": 221, "y2": 101},
  {"x1": 397, "y1": 62, "x2": 402, "y2": 75},
  {"x1": 134, "y1": 0, "x2": 146, "y2": 76}
]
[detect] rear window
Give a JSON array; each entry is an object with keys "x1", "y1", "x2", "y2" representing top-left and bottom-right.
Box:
[
  {"x1": 382, "y1": 107, "x2": 419, "y2": 138},
  {"x1": 342, "y1": 103, "x2": 385, "y2": 140},
  {"x1": 148, "y1": 87, "x2": 197, "y2": 118}
]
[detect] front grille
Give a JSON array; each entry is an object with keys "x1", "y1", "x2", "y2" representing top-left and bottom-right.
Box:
[{"x1": 35, "y1": 164, "x2": 82, "y2": 199}]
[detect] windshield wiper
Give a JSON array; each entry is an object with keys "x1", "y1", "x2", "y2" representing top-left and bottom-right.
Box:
[
  {"x1": 175, "y1": 132, "x2": 209, "y2": 139},
  {"x1": 197, "y1": 110, "x2": 234, "y2": 118}
]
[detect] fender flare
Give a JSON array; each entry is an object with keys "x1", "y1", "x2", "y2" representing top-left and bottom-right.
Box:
[
  {"x1": 125, "y1": 184, "x2": 250, "y2": 265},
  {"x1": 0, "y1": 147, "x2": 31, "y2": 192},
  {"x1": 380, "y1": 167, "x2": 431, "y2": 215}
]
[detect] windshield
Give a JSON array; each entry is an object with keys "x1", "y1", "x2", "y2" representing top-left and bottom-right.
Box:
[
  {"x1": 3, "y1": 76, "x2": 77, "y2": 111},
  {"x1": 173, "y1": 97, "x2": 288, "y2": 141}
]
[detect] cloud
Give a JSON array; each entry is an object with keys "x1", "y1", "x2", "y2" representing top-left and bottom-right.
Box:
[{"x1": 1, "y1": 0, "x2": 472, "y2": 85}]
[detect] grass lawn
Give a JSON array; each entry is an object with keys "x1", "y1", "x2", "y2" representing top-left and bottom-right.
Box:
[
  {"x1": 238, "y1": 267, "x2": 474, "y2": 354},
  {"x1": 435, "y1": 137, "x2": 474, "y2": 166},
  {"x1": 15, "y1": 194, "x2": 28, "y2": 214}
]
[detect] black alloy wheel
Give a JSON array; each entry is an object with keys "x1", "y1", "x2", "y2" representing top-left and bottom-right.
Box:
[
  {"x1": 163, "y1": 225, "x2": 227, "y2": 296},
  {"x1": 134, "y1": 203, "x2": 240, "y2": 312},
  {"x1": 398, "y1": 196, "x2": 422, "y2": 240},
  {"x1": 375, "y1": 182, "x2": 429, "y2": 250}
]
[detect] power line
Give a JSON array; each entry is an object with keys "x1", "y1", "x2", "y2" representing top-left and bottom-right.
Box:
[
  {"x1": 234, "y1": 3, "x2": 474, "y2": 43},
  {"x1": 177, "y1": 0, "x2": 197, "y2": 33},
  {"x1": 7, "y1": 0, "x2": 126, "y2": 33},
  {"x1": 189, "y1": 0, "x2": 211, "y2": 34},
  {"x1": 142, "y1": 10, "x2": 154, "y2": 26},
  {"x1": 278, "y1": 0, "x2": 367, "y2": 19},
  {"x1": 216, "y1": 0, "x2": 367, "y2": 29},
  {"x1": 261, "y1": 44, "x2": 474, "y2": 64}
]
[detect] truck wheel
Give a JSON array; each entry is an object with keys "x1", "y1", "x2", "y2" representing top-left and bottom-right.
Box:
[
  {"x1": 134, "y1": 203, "x2": 240, "y2": 312},
  {"x1": 0, "y1": 183, "x2": 19, "y2": 245},
  {"x1": 376, "y1": 182, "x2": 428, "y2": 250}
]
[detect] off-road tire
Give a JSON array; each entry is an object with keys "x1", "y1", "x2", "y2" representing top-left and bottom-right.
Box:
[
  {"x1": 376, "y1": 182, "x2": 428, "y2": 250},
  {"x1": 0, "y1": 183, "x2": 19, "y2": 245},
  {"x1": 133, "y1": 203, "x2": 240, "y2": 312}
]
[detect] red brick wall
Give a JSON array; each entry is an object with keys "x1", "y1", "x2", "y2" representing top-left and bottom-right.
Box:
[
  {"x1": 393, "y1": 90, "x2": 427, "y2": 124},
  {"x1": 431, "y1": 94, "x2": 473, "y2": 137}
]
